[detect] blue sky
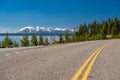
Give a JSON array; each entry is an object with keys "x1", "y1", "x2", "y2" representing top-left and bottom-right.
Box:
[{"x1": 0, "y1": 0, "x2": 120, "y2": 32}]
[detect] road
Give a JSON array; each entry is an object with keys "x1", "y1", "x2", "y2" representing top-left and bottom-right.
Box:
[{"x1": 0, "y1": 40, "x2": 120, "y2": 80}]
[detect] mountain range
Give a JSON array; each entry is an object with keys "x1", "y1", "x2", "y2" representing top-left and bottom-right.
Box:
[{"x1": 17, "y1": 26, "x2": 73, "y2": 35}]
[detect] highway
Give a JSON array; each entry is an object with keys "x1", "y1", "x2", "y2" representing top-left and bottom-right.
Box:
[{"x1": 0, "y1": 40, "x2": 120, "y2": 80}]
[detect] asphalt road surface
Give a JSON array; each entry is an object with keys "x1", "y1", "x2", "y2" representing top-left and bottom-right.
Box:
[{"x1": 0, "y1": 40, "x2": 120, "y2": 80}]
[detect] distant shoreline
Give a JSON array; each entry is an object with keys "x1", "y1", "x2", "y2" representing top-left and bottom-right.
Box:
[{"x1": 0, "y1": 33, "x2": 73, "y2": 36}]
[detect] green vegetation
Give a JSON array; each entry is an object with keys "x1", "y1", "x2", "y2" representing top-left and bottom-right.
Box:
[
  {"x1": 73, "y1": 17, "x2": 120, "y2": 41},
  {"x1": 13, "y1": 41, "x2": 19, "y2": 47},
  {"x1": 2, "y1": 32, "x2": 13, "y2": 48},
  {"x1": 21, "y1": 33, "x2": 30, "y2": 47},
  {"x1": 0, "y1": 32, "x2": 19, "y2": 48},
  {"x1": 31, "y1": 33, "x2": 38, "y2": 46},
  {"x1": 0, "y1": 42, "x2": 2, "y2": 47},
  {"x1": 1, "y1": 17, "x2": 120, "y2": 48},
  {"x1": 38, "y1": 34, "x2": 44, "y2": 45},
  {"x1": 59, "y1": 34, "x2": 64, "y2": 44},
  {"x1": 65, "y1": 30, "x2": 70, "y2": 43},
  {"x1": 45, "y1": 38, "x2": 49, "y2": 45}
]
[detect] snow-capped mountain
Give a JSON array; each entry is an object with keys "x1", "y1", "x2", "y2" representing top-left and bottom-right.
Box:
[{"x1": 17, "y1": 26, "x2": 73, "y2": 34}]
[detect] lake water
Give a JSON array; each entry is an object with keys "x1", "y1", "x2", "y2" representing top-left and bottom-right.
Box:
[{"x1": 0, "y1": 35, "x2": 62, "y2": 46}]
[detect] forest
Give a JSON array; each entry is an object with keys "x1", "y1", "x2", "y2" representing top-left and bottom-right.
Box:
[{"x1": 74, "y1": 17, "x2": 120, "y2": 41}]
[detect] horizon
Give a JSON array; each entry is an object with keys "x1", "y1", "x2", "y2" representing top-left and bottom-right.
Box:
[{"x1": 0, "y1": 0, "x2": 120, "y2": 32}]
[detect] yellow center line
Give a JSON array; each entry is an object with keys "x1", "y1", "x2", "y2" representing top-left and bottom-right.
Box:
[
  {"x1": 72, "y1": 48, "x2": 101, "y2": 80},
  {"x1": 72, "y1": 42, "x2": 114, "y2": 80}
]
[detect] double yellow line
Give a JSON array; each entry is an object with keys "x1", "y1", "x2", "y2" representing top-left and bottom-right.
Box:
[{"x1": 72, "y1": 42, "x2": 114, "y2": 80}]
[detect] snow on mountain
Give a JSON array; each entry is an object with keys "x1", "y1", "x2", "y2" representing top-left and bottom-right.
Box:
[
  {"x1": 53, "y1": 28, "x2": 66, "y2": 31},
  {"x1": 19, "y1": 26, "x2": 34, "y2": 32},
  {"x1": 17, "y1": 26, "x2": 73, "y2": 34},
  {"x1": 35, "y1": 26, "x2": 40, "y2": 31}
]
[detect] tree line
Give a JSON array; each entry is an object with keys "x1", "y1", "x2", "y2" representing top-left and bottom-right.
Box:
[
  {"x1": 20, "y1": 33, "x2": 50, "y2": 47},
  {"x1": 59, "y1": 17, "x2": 120, "y2": 43},
  {"x1": 0, "y1": 17, "x2": 120, "y2": 48},
  {"x1": 73, "y1": 17, "x2": 120, "y2": 41},
  {"x1": 0, "y1": 32, "x2": 50, "y2": 48}
]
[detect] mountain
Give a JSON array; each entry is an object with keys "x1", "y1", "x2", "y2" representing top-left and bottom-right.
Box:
[{"x1": 17, "y1": 26, "x2": 73, "y2": 35}]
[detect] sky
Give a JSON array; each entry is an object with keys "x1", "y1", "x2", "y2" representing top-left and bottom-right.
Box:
[{"x1": 0, "y1": 0, "x2": 120, "y2": 32}]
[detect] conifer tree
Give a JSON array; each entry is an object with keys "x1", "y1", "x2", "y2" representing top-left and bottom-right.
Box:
[
  {"x1": 72, "y1": 33, "x2": 77, "y2": 42},
  {"x1": 65, "y1": 30, "x2": 69, "y2": 43},
  {"x1": 100, "y1": 22, "x2": 107, "y2": 39},
  {"x1": 111, "y1": 26, "x2": 116, "y2": 35},
  {"x1": 13, "y1": 41, "x2": 19, "y2": 47},
  {"x1": 21, "y1": 33, "x2": 30, "y2": 47},
  {"x1": 38, "y1": 34, "x2": 44, "y2": 45},
  {"x1": 45, "y1": 38, "x2": 49, "y2": 45},
  {"x1": 59, "y1": 34, "x2": 64, "y2": 44},
  {"x1": 107, "y1": 18, "x2": 112, "y2": 35},
  {"x1": 31, "y1": 33, "x2": 38, "y2": 46},
  {"x1": 2, "y1": 32, "x2": 13, "y2": 48},
  {"x1": 0, "y1": 41, "x2": 2, "y2": 47}
]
